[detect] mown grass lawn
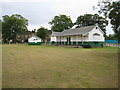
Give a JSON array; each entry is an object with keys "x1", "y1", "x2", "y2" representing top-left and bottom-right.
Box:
[{"x1": 2, "y1": 44, "x2": 118, "y2": 88}]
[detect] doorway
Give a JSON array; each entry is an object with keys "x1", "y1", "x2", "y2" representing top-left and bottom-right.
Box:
[{"x1": 67, "y1": 37, "x2": 71, "y2": 45}]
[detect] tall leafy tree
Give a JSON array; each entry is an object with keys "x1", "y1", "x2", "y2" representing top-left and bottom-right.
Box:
[
  {"x1": 49, "y1": 15, "x2": 73, "y2": 32},
  {"x1": 37, "y1": 27, "x2": 48, "y2": 42},
  {"x1": 75, "y1": 14, "x2": 94, "y2": 27},
  {"x1": 105, "y1": 34, "x2": 117, "y2": 40},
  {"x1": 0, "y1": 20, "x2": 2, "y2": 42},
  {"x1": 0, "y1": 20, "x2": 2, "y2": 33},
  {"x1": 2, "y1": 14, "x2": 28, "y2": 43},
  {"x1": 75, "y1": 14, "x2": 108, "y2": 34},
  {"x1": 97, "y1": 0, "x2": 120, "y2": 41}
]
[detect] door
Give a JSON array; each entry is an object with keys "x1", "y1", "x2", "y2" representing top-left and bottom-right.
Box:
[{"x1": 67, "y1": 37, "x2": 71, "y2": 45}]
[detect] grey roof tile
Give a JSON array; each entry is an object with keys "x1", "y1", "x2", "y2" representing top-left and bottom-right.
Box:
[{"x1": 53, "y1": 25, "x2": 95, "y2": 36}]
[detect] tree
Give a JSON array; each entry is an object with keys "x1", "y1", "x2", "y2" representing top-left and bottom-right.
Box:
[
  {"x1": 0, "y1": 20, "x2": 2, "y2": 42},
  {"x1": 96, "y1": 0, "x2": 120, "y2": 41},
  {"x1": 75, "y1": 14, "x2": 108, "y2": 34},
  {"x1": 37, "y1": 27, "x2": 48, "y2": 42},
  {"x1": 31, "y1": 29, "x2": 36, "y2": 33},
  {"x1": 49, "y1": 14, "x2": 73, "y2": 32},
  {"x1": 2, "y1": 14, "x2": 28, "y2": 43},
  {"x1": 75, "y1": 14, "x2": 94, "y2": 27},
  {"x1": 0, "y1": 20, "x2": 2, "y2": 33},
  {"x1": 105, "y1": 34, "x2": 117, "y2": 40}
]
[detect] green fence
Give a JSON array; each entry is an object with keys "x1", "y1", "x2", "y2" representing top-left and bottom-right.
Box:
[{"x1": 51, "y1": 41, "x2": 104, "y2": 47}]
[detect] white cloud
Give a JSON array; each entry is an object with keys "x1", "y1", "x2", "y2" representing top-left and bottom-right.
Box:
[
  {"x1": 28, "y1": 24, "x2": 51, "y2": 31},
  {"x1": 106, "y1": 24, "x2": 114, "y2": 35},
  {"x1": 1, "y1": 0, "x2": 115, "y2": 34}
]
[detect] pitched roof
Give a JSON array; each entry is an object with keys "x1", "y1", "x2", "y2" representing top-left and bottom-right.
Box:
[
  {"x1": 29, "y1": 36, "x2": 41, "y2": 39},
  {"x1": 54, "y1": 25, "x2": 96, "y2": 36},
  {"x1": 17, "y1": 31, "x2": 33, "y2": 35},
  {"x1": 52, "y1": 32, "x2": 60, "y2": 36}
]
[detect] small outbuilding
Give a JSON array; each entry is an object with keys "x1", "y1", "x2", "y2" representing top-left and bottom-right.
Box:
[{"x1": 28, "y1": 36, "x2": 42, "y2": 45}]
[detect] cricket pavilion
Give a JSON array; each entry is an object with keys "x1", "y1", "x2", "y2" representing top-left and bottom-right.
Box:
[{"x1": 50, "y1": 25, "x2": 105, "y2": 47}]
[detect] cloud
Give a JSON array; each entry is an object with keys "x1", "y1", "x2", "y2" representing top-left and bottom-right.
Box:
[
  {"x1": 1, "y1": 0, "x2": 115, "y2": 34},
  {"x1": 28, "y1": 24, "x2": 51, "y2": 31},
  {"x1": 1, "y1": 0, "x2": 98, "y2": 21},
  {"x1": 1, "y1": 2, "x2": 54, "y2": 24}
]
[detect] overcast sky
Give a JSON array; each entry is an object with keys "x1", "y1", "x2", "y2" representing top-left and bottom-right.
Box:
[{"x1": 0, "y1": 0, "x2": 115, "y2": 35}]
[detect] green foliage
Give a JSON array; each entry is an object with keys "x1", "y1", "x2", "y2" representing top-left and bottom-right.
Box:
[
  {"x1": 49, "y1": 14, "x2": 73, "y2": 32},
  {"x1": 2, "y1": 14, "x2": 28, "y2": 43},
  {"x1": 0, "y1": 20, "x2": 2, "y2": 41},
  {"x1": 37, "y1": 27, "x2": 48, "y2": 41},
  {"x1": 97, "y1": 0, "x2": 120, "y2": 41},
  {"x1": 75, "y1": 14, "x2": 94, "y2": 27},
  {"x1": 75, "y1": 14, "x2": 108, "y2": 34},
  {"x1": 0, "y1": 20, "x2": 2, "y2": 33},
  {"x1": 109, "y1": 1, "x2": 120, "y2": 41},
  {"x1": 105, "y1": 34, "x2": 117, "y2": 40}
]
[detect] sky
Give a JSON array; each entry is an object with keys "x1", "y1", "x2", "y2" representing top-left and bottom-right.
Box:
[{"x1": 0, "y1": 0, "x2": 115, "y2": 35}]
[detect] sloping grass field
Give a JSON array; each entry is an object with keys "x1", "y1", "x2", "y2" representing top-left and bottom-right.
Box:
[{"x1": 2, "y1": 44, "x2": 118, "y2": 88}]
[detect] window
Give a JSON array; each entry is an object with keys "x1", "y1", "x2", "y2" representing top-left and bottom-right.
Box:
[
  {"x1": 96, "y1": 27, "x2": 98, "y2": 29},
  {"x1": 93, "y1": 33, "x2": 100, "y2": 36}
]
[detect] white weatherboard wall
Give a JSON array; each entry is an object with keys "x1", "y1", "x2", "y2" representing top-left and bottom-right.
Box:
[
  {"x1": 88, "y1": 27, "x2": 105, "y2": 42},
  {"x1": 61, "y1": 37, "x2": 67, "y2": 42},
  {"x1": 70, "y1": 35, "x2": 89, "y2": 42},
  {"x1": 51, "y1": 36, "x2": 57, "y2": 42},
  {"x1": 82, "y1": 36, "x2": 89, "y2": 42},
  {"x1": 56, "y1": 35, "x2": 90, "y2": 42}
]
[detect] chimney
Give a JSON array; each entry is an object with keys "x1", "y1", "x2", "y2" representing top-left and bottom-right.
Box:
[{"x1": 95, "y1": 23, "x2": 98, "y2": 26}]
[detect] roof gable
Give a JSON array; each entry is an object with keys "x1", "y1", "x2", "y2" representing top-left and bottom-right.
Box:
[
  {"x1": 29, "y1": 36, "x2": 41, "y2": 39},
  {"x1": 94, "y1": 26, "x2": 104, "y2": 34}
]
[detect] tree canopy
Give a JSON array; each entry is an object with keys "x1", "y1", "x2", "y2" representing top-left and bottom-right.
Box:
[
  {"x1": 2, "y1": 14, "x2": 28, "y2": 43},
  {"x1": 0, "y1": 20, "x2": 2, "y2": 33},
  {"x1": 75, "y1": 14, "x2": 108, "y2": 34},
  {"x1": 37, "y1": 27, "x2": 48, "y2": 42},
  {"x1": 49, "y1": 14, "x2": 73, "y2": 32},
  {"x1": 97, "y1": 0, "x2": 120, "y2": 41},
  {"x1": 105, "y1": 34, "x2": 117, "y2": 40}
]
